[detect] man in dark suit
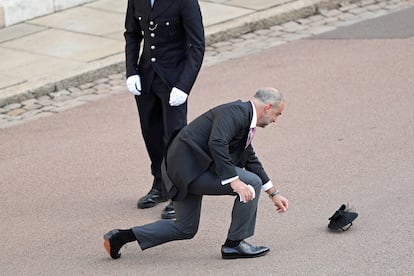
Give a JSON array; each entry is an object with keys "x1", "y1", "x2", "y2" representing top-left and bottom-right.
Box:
[
  {"x1": 124, "y1": 0, "x2": 205, "y2": 218},
  {"x1": 104, "y1": 87, "x2": 289, "y2": 259}
]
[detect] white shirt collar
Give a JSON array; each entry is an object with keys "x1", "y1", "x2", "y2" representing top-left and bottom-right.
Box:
[{"x1": 249, "y1": 100, "x2": 257, "y2": 129}]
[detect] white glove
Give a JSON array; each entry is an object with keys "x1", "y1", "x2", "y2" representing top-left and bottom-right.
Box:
[
  {"x1": 169, "y1": 87, "x2": 188, "y2": 106},
  {"x1": 126, "y1": 75, "x2": 142, "y2": 96}
]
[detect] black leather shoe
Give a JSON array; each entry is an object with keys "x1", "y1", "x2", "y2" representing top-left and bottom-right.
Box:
[
  {"x1": 103, "y1": 229, "x2": 122, "y2": 259},
  {"x1": 221, "y1": 240, "x2": 270, "y2": 259},
  {"x1": 137, "y1": 189, "x2": 168, "y2": 209},
  {"x1": 161, "y1": 201, "x2": 176, "y2": 219}
]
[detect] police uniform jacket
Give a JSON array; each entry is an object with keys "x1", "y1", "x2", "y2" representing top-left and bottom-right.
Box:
[{"x1": 124, "y1": 0, "x2": 205, "y2": 94}]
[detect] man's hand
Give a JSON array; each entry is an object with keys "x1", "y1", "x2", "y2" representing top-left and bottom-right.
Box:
[
  {"x1": 169, "y1": 87, "x2": 188, "y2": 106},
  {"x1": 230, "y1": 179, "x2": 255, "y2": 203},
  {"x1": 271, "y1": 194, "x2": 289, "y2": 213},
  {"x1": 126, "y1": 75, "x2": 141, "y2": 96}
]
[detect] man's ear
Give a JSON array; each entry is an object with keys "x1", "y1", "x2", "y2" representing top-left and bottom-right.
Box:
[{"x1": 264, "y1": 103, "x2": 273, "y2": 112}]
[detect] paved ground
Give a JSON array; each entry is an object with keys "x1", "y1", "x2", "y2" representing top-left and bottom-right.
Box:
[
  {"x1": 1, "y1": 1, "x2": 414, "y2": 276},
  {"x1": 0, "y1": 0, "x2": 324, "y2": 106},
  {"x1": 1, "y1": 0, "x2": 412, "y2": 128}
]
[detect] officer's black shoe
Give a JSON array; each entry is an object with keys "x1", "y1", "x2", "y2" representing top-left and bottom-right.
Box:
[
  {"x1": 161, "y1": 201, "x2": 176, "y2": 219},
  {"x1": 137, "y1": 189, "x2": 168, "y2": 209}
]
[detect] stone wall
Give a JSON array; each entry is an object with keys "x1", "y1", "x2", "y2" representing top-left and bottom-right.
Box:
[{"x1": 0, "y1": 0, "x2": 94, "y2": 27}]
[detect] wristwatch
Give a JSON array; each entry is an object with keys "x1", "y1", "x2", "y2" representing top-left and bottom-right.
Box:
[{"x1": 269, "y1": 190, "x2": 279, "y2": 198}]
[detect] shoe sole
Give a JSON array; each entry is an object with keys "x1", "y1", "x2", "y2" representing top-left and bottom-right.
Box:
[
  {"x1": 103, "y1": 239, "x2": 111, "y2": 257},
  {"x1": 103, "y1": 230, "x2": 121, "y2": 259},
  {"x1": 221, "y1": 250, "x2": 269, "y2": 259}
]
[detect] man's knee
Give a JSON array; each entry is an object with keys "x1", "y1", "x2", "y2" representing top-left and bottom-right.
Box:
[
  {"x1": 248, "y1": 174, "x2": 263, "y2": 192},
  {"x1": 177, "y1": 224, "x2": 198, "y2": 239}
]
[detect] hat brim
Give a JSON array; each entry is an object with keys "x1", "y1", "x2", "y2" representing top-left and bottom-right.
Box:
[{"x1": 328, "y1": 212, "x2": 358, "y2": 230}]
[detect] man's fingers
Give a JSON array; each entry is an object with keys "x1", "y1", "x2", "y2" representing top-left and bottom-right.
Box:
[{"x1": 275, "y1": 202, "x2": 287, "y2": 213}]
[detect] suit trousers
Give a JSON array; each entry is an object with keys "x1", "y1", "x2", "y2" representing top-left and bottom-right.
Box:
[
  {"x1": 132, "y1": 167, "x2": 262, "y2": 250},
  {"x1": 135, "y1": 74, "x2": 187, "y2": 191}
]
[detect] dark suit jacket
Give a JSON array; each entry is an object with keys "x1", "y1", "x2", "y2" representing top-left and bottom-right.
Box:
[
  {"x1": 162, "y1": 100, "x2": 270, "y2": 200},
  {"x1": 124, "y1": 0, "x2": 205, "y2": 94}
]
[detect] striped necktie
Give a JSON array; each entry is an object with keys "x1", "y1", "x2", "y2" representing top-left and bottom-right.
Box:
[{"x1": 245, "y1": 127, "x2": 256, "y2": 149}]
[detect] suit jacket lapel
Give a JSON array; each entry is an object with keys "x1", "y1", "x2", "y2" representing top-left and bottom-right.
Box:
[
  {"x1": 232, "y1": 101, "x2": 254, "y2": 149},
  {"x1": 244, "y1": 102, "x2": 254, "y2": 145},
  {"x1": 246, "y1": 101, "x2": 254, "y2": 128}
]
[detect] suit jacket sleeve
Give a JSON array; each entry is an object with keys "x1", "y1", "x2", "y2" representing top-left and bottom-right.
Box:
[
  {"x1": 208, "y1": 103, "x2": 270, "y2": 185},
  {"x1": 175, "y1": 0, "x2": 205, "y2": 94},
  {"x1": 208, "y1": 105, "x2": 250, "y2": 181},
  {"x1": 124, "y1": 0, "x2": 143, "y2": 77},
  {"x1": 243, "y1": 145, "x2": 270, "y2": 184}
]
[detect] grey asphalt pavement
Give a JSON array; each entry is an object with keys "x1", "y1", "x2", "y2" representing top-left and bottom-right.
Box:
[
  {"x1": 1, "y1": 4, "x2": 413, "y2": 276},
  {"x1": 314, "y1": 6, "x2": 414, "y2": 38},
  {"x1": 0, "y1": 0, "x2": 338, "y2": 106}
]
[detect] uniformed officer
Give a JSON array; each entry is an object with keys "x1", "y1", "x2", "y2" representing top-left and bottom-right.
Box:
[{"x1": 124, "y1": 0, "x2": 205, "y2": 219}]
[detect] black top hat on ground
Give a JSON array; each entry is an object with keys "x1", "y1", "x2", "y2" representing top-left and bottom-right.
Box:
[{"x1": 328, "y1": 204, "x2": 358, "y2": 231}]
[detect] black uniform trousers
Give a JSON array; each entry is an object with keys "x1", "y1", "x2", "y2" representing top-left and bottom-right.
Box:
[
  {"x1": 132, "y1": 167, "x2": 262, "y2": 250},
  {"x1": 135, "y1": 74, "x2": 187, "y2": 191}
]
